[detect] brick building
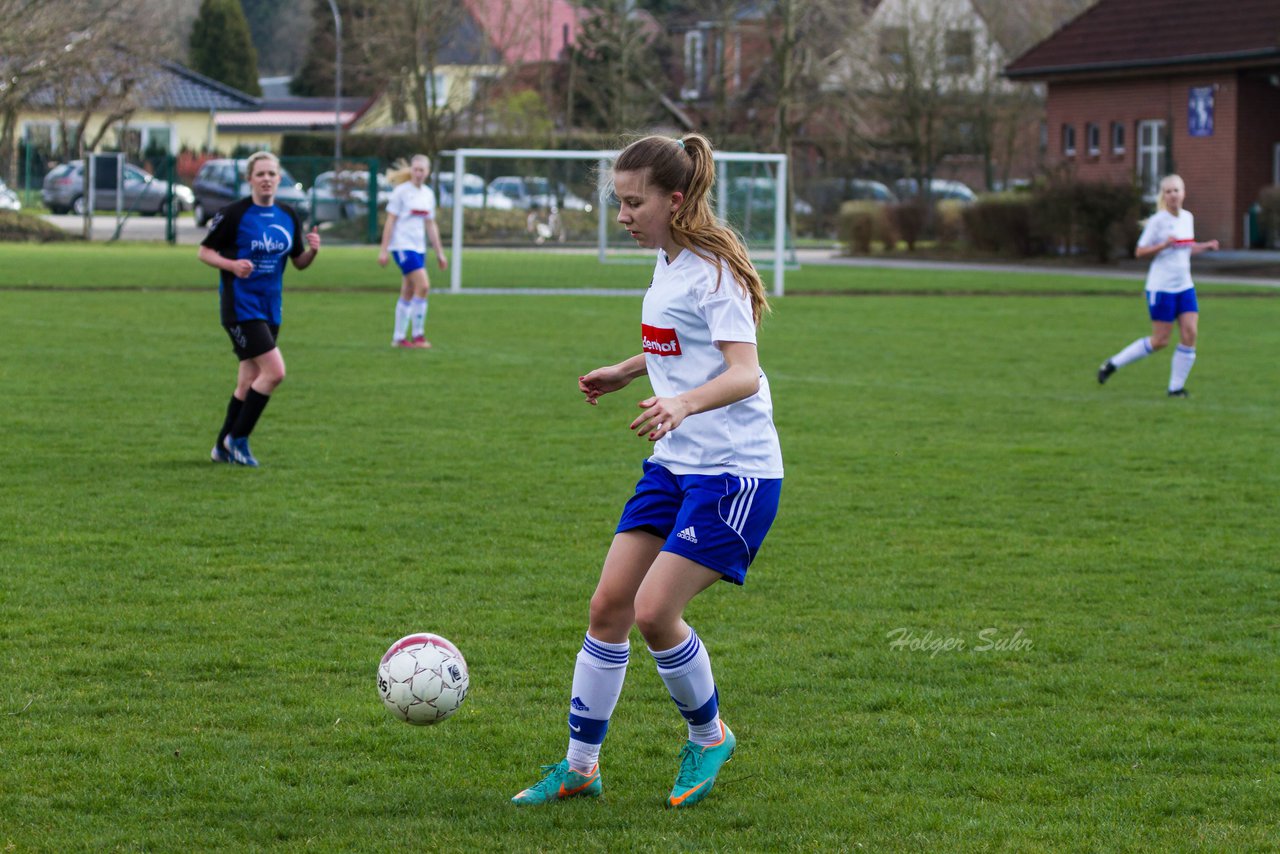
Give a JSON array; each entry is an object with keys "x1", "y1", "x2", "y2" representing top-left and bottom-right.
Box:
[{"x1": 1006, "y1": 0, "x2": 1280, "y2": 248}]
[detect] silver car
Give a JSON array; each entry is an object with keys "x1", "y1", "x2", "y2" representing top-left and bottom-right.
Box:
[
  {"x1": 0, "y1": 177, "x2": 20, "y2": 211},
  {"x1": 41, "y1": 160, "x2": 194, "y2": 216}
]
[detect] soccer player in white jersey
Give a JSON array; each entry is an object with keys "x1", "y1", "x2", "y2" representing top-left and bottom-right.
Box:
[
  {"x1": 512, "y1": 133, "x2": 783, "y2": 809},
  {"x1": 378, "y1": 155, "x2": 447, "y2": 349},
  {"x1": 1097, "y1": 174, "x2": 1218, "y2": 396}
]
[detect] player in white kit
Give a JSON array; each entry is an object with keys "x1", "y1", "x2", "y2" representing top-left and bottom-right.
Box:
[
  {"x1": 512, "y1": 134, "x2": 783, "y2": 809},
  {"x1": 377, "y1": 155, "x2": 447, "y2": 349},
  {"x1": 1097, "y1": 174, "x2": 1218, "y2": 396}
]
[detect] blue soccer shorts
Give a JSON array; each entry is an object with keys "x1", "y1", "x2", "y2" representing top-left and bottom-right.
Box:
[
  {"x1": 393, "y1": 250, "x2": 425, "y2": 275},
  {"x1": 616, "y1": 459, "x2": 781, "y2": 585},
  {"x1": 1147, "y1": 288, "x2": 1198, "y2": 322}
]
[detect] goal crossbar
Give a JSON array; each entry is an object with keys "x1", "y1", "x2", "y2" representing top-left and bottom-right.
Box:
[{"x1": 445, "y1": 148, "x2": 790, "y2": 296}]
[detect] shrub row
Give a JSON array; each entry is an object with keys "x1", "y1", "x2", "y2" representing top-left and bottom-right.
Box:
[{"x1": 840, "y1": 181, "x2": 1144, "y2": 262}]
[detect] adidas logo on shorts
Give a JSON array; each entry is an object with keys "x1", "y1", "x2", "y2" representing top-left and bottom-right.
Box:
[{"x1": 676, "y1": 526, "x2": 698, "y2": 544}]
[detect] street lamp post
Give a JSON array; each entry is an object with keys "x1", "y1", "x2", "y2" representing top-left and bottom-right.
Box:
[{"x1": 326, "y1": 0, "x2": 342, "y2": 166}]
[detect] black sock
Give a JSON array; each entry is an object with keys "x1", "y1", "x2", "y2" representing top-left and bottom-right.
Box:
[
  {"x1": 218, "y1": 395, "x2": 244, "y2": 449},
  {"x1": 230, "y1": 389, "x2": 271, "y2": 439}
]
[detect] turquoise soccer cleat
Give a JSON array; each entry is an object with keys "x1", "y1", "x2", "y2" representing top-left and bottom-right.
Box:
[
  {"x1": 511, "y1": 759, "x2": 602, "y2": 805},
  {"x1": 668, "y1": 721, "x2": 735, "y2": 807}
]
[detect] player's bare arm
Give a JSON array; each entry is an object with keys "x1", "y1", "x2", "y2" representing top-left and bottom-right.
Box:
[{"x1": 580, "y1": 353, "x2": 647, "y2": 405}]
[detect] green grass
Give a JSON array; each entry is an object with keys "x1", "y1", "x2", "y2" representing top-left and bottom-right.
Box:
[
  {"x1": 1, "y1": 246, "x2": 1278, "y2": 851},
  {"x1": 7, "y1": 241, "x2": 1275, "y2": 296}
]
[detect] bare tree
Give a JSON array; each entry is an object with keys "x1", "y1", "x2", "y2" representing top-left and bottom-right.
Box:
[{"x1": 0, "y1": 0, "x2": 168, "y2": 179}]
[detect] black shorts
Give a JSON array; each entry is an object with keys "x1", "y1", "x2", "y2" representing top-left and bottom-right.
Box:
[{"x1": 224, "y1": 320, "x2": 280, "y2": 361}]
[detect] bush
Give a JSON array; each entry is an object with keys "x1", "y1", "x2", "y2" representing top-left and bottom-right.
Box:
[
  {"x1": 838, "y1": 201, "x2": 879, "y2": 254},
  {"x1": 1034, "y1": 179, "x2": 1142, "y2": 262},
  {"x1": 887, "y1": 201, "x2": 927, "y2": 251},
  {"x1": 961, "y1": 194, "x2": 1042, "y2": 256},
  {"x1": 0, "y1": 210, "x2": 75, "y2": 242},
  {"x1": 935, "y1": 200, "x2": 966, "y2": 248}
]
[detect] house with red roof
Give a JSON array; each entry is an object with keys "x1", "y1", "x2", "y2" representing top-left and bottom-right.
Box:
[
  {"x1": 352, "y1": 0, "x2": 581, "y2": 135},
  {"x1": 1006, "y1": 0, "x2": 1280, "y2": 248}
]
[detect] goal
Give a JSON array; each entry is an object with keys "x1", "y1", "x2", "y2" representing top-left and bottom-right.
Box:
[{"x1": 440, "y1": 147, "x2": 793, "y2": 296}]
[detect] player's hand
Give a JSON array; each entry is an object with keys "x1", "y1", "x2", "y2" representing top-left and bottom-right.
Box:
[
  {"x1": 377, "y1": 249, "x2": 389, "y2": 267},
  {"x1": 231, "y1": 259, "x2": 254, "y2": 278},
  {"x1": 306, "y1": 226, "x2": 321, "y2": 252},
  {"x1": 631, "y1": 395, "x2": 690, "y2": 442},
  {"x1": 579, "y1": 367, "x2": 631, "y2": 405},
  {"x1": 1206, "y1": 239, "x2": 1220, "y2": 251},
  {"x1": 437, "y1": 251, "x2": 448, "y2": 270}
]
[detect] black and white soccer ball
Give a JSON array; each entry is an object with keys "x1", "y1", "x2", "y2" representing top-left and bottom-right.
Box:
[{"x1": 377, "y1": 633, "x2": 469, "y2": 725}]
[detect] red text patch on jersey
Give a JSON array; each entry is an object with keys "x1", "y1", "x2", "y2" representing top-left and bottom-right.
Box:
[
  {"x1": 410, "y1": 209, "x2": 432, "y2": 217},
  {"x1": 642, "y1": 323, "x2": 682, "y2": 356}
]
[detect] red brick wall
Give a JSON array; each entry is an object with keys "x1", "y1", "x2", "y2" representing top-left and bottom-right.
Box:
[{"x1": 1044, "y1": 70, "x2": 1274, "y2": 247}]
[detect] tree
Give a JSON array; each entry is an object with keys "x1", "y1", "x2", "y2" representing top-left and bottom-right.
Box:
[
  {"x1": 290, "y1": 0, "x2": 384, "y2": 98},
  {"x1": 0, "y1": 0, "x2": 173, "y2": 179},
  {"x1": 189, "y1": 0, "x2": 262, "y2": 95},
  {"x1": 240, "y1": 0, "x2": 310, "y2": 77},
  {"x1": 567, "y1": 0, "x2": 666, "y2": 132}
]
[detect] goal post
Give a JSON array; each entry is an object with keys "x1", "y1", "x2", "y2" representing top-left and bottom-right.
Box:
[{"x1": 443, "y1": 147, "x2": 791, "y2": 296}]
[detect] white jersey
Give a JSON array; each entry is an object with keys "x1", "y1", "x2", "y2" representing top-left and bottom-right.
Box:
[
  {"x1": 386, "y1": 181, "x2": 437, "y2": 253},
  {"x1": 1137, "y1": 209, "x2": 1195, "y2": 293},
  {"x1": 641, "y1": 248, "x2": 784, "y2": 479}
]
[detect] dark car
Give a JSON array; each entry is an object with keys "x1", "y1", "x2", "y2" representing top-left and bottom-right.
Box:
[
  {"x1": 192, "y1": 158, "x2": 309, "y2": 226},
  {"x1": 41, "y1": 160, "x2": 194, "y2": 216}
]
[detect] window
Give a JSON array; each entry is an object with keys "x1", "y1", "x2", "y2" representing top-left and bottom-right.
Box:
[
  {"x1": 1086, "y1": 123, "x2": 1100, "y2": 156},
  {"x1": 1062, "y1": 124, "x2": 1076, "y2": 157},
  {"x1": 880, "y1": 27, "x2": 908, "y2": 67},
  {"x1": 427, "y1": 72, "x2": 449, "y2": 109},
  {"x1": 1111, "y1": 121, "x2": 1125, "y2": 154},
  {"x1": 682, "y1": 29, "x2": 706, "y2": 99},
  {"x1": 1136, "y1": 120, "x2": 1167, "y2": 200},
  {"x1": 945, "y1": 30, "x2": 973, "y2": 73}
]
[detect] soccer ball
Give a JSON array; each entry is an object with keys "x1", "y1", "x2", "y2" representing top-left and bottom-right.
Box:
[{"x1": 377, "y1": 633, "x2": 469, "y2": 725}]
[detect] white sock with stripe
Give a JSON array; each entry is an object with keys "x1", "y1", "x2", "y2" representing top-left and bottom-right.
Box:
[
  {"x1": 650, "y1": 627, "x2": 721, "y2": 746},
  {"x1": 1169, "y1": 344, "x2": 1196, "y2": 391},
  {"x1": 1110, "y1": 337, "x2": 1153, "y2": 368},
  {"x1": 565, "y1": 634, "x2": 629, "y2": 774},
  {"x1": 411, "y1": 297, "x2": 428, "y2": 338},
  {"x1": 393, "y1": 298, "x2": 411, "y2": 341}
]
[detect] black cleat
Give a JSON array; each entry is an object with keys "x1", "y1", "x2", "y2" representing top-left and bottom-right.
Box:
[
  {"x1": 1097, "y1": 361, "x2": 1117, "y2": 384},
  {"x1": 1167, "y1": 388, "x2": 1190, "y2": 398}
]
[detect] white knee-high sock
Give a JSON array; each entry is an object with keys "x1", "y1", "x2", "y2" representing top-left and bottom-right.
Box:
[
  {"x1": 1110, "y1": 336, "x2": 1153, "y2": 368},
  {"x1": 393, "y1": 298, "x2": 411, "y2": 341},
  {"x1": 650, "y1": 627, "x2": 721, "y2": 746},
  {"x1": 411, "y1": 297, "x2": 428, "y2": 338},
  {"x1": 1169, "y1": 344, "x2": 1196, "y2": 391},
  {"x1": 565, "y1": 634, "x2": 629, "y2": 773}
]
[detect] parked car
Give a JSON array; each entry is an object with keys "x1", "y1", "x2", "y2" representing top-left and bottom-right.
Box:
[
  {"x1": 306, "y1": 170, "x2": 392, "y2": 223},
  {"x1": 487, "y1": 176, "x2": 593, "y2": 212},
  {"x1": 191, "y1": 158, "x2": 309, "y2": 226},
  {"x1": 433, "y1": 172, "x2": 516, "y2": 210},
  {"x1": 893, "y1": 178, "x2": 977, "y2": 203},
  {"x1": 0, "y1": 177, "x2": 20, "y2": 211},
  {"x1": 41, "y1": 160, "x2": 194, "y2": 216}
]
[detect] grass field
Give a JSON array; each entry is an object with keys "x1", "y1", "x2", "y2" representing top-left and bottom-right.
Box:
[{"x1": 2, "y1": 246, "x2": 1278, "y2": 851}]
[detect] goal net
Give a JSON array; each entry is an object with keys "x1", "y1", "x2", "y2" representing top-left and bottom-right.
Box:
[{"x1": 438, "y1": 147, "x2": 794, "y2": 296}]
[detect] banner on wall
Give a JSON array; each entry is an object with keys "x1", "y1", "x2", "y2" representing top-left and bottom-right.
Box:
[{"x1": 1188, "y1": 86, "x2": 1214, "y2": 137}]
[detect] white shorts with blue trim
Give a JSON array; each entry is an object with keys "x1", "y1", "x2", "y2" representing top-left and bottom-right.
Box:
[{"x1": 616, "y1": 459, "x2": 781, "y2": 585}]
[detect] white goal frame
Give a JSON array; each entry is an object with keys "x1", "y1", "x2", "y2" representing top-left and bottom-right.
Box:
[{"x1": 445, "y1": 147, "x2": 790, "y2": 296}]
